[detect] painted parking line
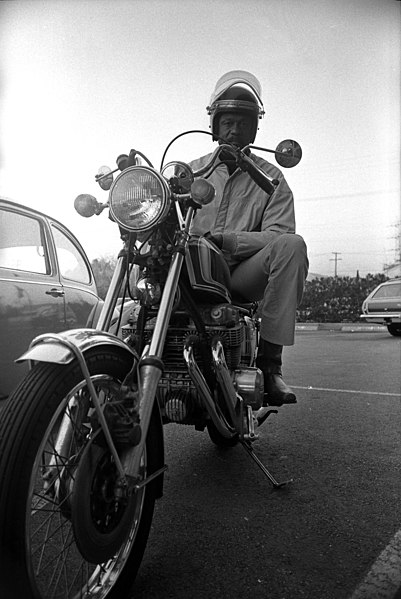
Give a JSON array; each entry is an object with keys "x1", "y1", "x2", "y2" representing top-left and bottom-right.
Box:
[
  {"x1": 293, "y1": 383, "x2": 401, "y2": 597},
  {"x1": 292, "y1": 385, "x2": 401, "y2": 397},
  {"x1": 349, "y1": 530, "x2": 401, "y2": 599},
  {"x1": 294, "y1": 383, "x2": 401, "y2": 598}
]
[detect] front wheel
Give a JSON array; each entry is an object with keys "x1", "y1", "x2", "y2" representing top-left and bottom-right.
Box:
[
  {"x1": 0, "y1": 348, "x2": 161, "y2": 599},
  {"x1": 387, "y1": 323, "x2": 401, "y2": 336}
]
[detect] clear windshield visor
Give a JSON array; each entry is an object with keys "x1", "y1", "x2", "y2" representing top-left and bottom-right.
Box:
[{"x1": 210, "y1": 70, "x2": 263, "y2": 106}]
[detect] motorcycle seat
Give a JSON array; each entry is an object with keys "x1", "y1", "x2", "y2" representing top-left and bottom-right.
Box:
[{"x1": 231, "y1": 293, "x2": 258, "y2": 312}]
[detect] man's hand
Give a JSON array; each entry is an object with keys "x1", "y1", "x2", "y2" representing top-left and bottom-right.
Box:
[{"x1": 204, "y1": 232, "x2": 224, "y2": 249}]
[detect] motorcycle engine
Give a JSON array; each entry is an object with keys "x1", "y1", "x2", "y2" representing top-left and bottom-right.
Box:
[{"x1": 121, "y1": 303, "x2": 259, "y2": 424}]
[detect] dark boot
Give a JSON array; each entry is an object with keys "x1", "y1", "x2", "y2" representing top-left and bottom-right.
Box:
[{"x1": 256, "y1": 339, "x2": 297, "y2": 407}]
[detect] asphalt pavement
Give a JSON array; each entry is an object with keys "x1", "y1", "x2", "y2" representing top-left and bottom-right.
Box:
[
  {"x1": 131, "y1": 327, "x2": 401, "y2": 599},
  {"x1": 0, "y1": 325, "x2": 399, "y2": 599}
]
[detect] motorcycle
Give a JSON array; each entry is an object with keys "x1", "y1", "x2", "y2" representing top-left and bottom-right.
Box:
[{"x1": 0, "y1": 131, "x2": 302, "y2": 599}]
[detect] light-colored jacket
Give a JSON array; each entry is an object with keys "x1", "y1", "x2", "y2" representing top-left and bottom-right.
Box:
[{"x1": 189, "y1": 151, "x2": 296, "y2": 266}]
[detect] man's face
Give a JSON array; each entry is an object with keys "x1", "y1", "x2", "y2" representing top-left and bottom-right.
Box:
[{"x1": 217, "y1": 112, "x2": 254, "y2": 147}]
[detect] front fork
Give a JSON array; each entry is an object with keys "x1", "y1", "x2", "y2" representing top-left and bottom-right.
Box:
[
  {"x1": 44, "y1": 210, "x2": 194, "y2": 489},
  {"x1": 124, "y1": 208, "x2": 196, "y2": 479}
]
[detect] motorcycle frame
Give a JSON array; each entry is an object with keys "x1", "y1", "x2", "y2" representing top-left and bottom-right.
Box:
[
  {"x1": 19, "y1": 146, "x2": 293, "y2": 490},
  {"x1": 18, "y1": 199, "x2": 240, "y2": 487}
]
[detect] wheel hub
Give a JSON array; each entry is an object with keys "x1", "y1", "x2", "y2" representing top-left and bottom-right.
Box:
[{"x1": 71, "y1": 441, "x2": 140, "y2": 563}]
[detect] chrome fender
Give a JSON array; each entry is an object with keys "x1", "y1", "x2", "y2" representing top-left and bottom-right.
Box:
[
  {"x1": 17, "y1": 328, "x2": 165, "y2": 497},
  {"x1": 16, "y1": 328, "x2": 136, "y2": 365}
]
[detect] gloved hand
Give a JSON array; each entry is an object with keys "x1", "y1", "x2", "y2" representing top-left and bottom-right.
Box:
[{"x1": 204, "y1": 232, "x2": 224, "y2": 249}]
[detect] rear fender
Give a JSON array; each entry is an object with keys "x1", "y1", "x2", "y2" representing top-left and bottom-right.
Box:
[{"x1": 16, "y1": 328, "x2": 136, "y2": 365}]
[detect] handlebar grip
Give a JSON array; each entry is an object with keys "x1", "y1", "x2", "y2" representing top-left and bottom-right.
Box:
[{"x1": 237, "y1": 153, "x2": 277, "y2": 196}]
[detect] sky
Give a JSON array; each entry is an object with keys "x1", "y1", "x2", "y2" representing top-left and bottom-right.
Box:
[{"x1": 0, "y1": 0, "x2": 399, "y2": 277}]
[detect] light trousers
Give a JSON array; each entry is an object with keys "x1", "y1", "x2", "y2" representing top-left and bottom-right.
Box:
[{"x1": 230, "y1": 233, "x2": 309, "y2": 346}]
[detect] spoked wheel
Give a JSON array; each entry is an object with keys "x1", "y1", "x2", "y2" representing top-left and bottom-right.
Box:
[{"x1": 0, "y1": 348, "x2": 161, "y2": 599}]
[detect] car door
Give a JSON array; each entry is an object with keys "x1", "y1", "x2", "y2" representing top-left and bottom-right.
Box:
[
  {"x1": 0, "y1": 204, "x2": 66, "y2": 398},
  {"x1": 50, "y1": 223, "x2": 100, "y2": 329}
]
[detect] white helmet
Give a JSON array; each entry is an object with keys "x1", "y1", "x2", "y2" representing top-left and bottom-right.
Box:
[{"x1": 207, "y1": 70, "x2": 265, "y2": 142}]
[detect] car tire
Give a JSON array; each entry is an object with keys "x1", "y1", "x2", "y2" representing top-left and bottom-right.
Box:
[{"x1": 387, "y1": 324, "x2": 401, "y2": 336}]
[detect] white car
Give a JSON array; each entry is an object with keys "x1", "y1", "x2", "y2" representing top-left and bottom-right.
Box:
[{"x1": 361, "y1": 278, "x2": 401, "y2": 336}]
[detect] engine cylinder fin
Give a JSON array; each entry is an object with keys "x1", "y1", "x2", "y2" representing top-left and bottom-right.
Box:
[{"x1": 164, "y1": 389, "x2": 191, "y2": 422}]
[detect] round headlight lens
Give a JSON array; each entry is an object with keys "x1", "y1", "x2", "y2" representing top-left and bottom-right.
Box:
[{"x1": 109, "y1": 166, "x2": 171, "y2": 232}]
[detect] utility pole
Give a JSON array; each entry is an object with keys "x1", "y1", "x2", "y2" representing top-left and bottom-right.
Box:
[
  {"x1": 330, "y1": 252, "x2": 342, "y2": 277},
  {"x1": 390, "y1": 220, "x2": 401, "y2": 264}
]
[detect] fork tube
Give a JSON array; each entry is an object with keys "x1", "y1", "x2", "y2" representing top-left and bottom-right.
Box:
[
  {"x1": 149, "y1": 206, "x2": 194, "y2": 357},
  {"x1": 96, "y1": 254, "x2": 127, "y2": 331},
  {"x1": 148, "y1": 251, "x2": 185, "y2": 356},
  {"x1": 124, "y1": 207, "x2": 194, "y2": 479},
  {"x1": 47, "y1": 396, "x2": 78, "y2": 471}
]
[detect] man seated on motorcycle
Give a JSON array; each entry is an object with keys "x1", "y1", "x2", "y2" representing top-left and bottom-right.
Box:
[{"x1": 190, "y1": 70, "x2": 309, "y2": 407}]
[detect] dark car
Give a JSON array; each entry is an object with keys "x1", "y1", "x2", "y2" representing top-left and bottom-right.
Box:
[
  {"x1": 0, "y1": 198, "x2": 104, "y2": 398},
  {"x1": 361, "y1": 278, "x2": 401, "y2": 336}
]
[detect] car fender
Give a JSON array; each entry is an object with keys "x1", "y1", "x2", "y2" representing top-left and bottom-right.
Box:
[{"x1": 16, "y1": 328, "x2": 136, "y2": 365}]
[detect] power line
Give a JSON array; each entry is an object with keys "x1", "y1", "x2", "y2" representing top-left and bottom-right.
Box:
[
  {"x1": 297, "y1": 188, "x2": 400, "y2": 202},
  {"x1": 310, "y1": 251, "x2": 384, "y2": 257}
]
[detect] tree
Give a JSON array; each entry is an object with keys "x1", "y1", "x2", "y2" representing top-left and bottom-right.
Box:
[
  {"x1": 91, "y1": 256, "x2": 117, "y2": 299},
  {"x1": 297, "y1": 273, "x2": 388, "y2": 322}
]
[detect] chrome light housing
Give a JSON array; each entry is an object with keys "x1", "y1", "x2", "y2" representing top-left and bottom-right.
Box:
[
  {"x1": 109, "y1": 166, "x2": 171, "y2": 232},
  {"x1": 161, "y1": 161, "x2": 194, "y2": 193}
]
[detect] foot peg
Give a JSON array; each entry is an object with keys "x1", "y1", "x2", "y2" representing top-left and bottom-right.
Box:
[{"x1": 254, "y1": 407, "x2": 278, "y2": 427}]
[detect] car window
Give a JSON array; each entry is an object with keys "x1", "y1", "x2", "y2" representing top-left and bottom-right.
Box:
[
  {"x1": 0, "y1": 208, "x2": 49, "y2": 274},
  {"x1": 52, "y1": 225, "x2": 91, "y2": 284},
  {"x1": 372, "y1": 282, "x2": 401, "y2": 299}
]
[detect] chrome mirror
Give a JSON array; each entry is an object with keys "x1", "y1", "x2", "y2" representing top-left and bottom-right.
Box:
[{"x1": 275, "y1": 140, "x2": 302, "y2": 168}]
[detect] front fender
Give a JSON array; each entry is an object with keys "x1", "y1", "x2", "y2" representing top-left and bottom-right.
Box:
[
  {"x1": 16, "y1": 328, "x2": 136, "y2": 365},
  {"x1": 17, "y1": 329, "x2": 166, "y2": 497}
]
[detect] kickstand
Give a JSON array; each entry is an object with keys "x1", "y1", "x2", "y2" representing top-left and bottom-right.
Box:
[{"x1": 241, "y1": 441, "x2": 293, "y2": 489}]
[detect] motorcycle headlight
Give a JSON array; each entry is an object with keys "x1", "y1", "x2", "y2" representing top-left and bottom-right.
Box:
[{"x1": 109, "y1": 166, "x2": 171, "y2": 232}]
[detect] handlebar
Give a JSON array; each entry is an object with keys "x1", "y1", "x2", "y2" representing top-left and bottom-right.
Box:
[
  {"x1": 235, "y1": 151, "x2": 278, "y2": 196},
  {"x1": 191, "y1": 145, "x2": 226, "y2": 177},
  {"x1": 192, "y1": 143, "x2": 278, "y2": 196}
]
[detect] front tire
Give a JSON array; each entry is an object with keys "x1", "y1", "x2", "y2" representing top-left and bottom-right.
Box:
[
  {"x1": 0, "y1": 348, "x2": 160, "y2": 599},
  {"x1": 387, "y1": 323, "x2": 401, "y2": 336}
]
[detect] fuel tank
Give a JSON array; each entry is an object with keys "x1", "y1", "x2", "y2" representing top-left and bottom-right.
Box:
[{"x1": 184, "y1": 235, "x2": 231, "y2": 303}]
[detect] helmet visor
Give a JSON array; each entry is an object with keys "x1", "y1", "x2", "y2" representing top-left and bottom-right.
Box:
[{"x1": 209, "y1": 70, "x2": 263, "y2": 107}]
